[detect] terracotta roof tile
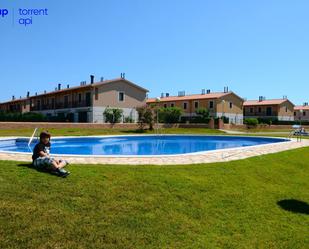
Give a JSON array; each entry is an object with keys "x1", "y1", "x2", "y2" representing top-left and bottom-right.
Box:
[
  {"x1": 294, "y1": 105, "x2": 309, "y2": 110},
  {"x1": 243, "y1": 99, "x2": 287, "y2": 106},
  {"x1": 147, "y1": 92, "x2": 231, "y2": 103}
]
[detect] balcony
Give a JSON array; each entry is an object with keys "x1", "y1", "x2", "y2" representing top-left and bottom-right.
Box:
[{"x1": 31, "y1": 100, "x2": 92, "y2": 111}]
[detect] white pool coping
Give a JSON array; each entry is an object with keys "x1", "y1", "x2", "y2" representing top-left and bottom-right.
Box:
[{"x1": 0, "y1": 135, "x2": 308, "y2": 165}]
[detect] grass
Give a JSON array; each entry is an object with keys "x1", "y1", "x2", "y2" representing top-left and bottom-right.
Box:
[
  {"x1": 0, "y1": 148, "x2": 309, "y2": 248},
  {"x1": 0, "y1": 127, "x2": 224, "y2": 137}
]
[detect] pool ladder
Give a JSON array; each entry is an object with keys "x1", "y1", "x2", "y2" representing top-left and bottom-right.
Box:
[{"x1": 28, "y1": 127, "x2": 38, "y2": 151}]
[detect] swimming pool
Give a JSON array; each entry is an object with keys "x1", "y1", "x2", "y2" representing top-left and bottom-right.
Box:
[{"x1": 0, "y1": 135, "x2": 288, "y2": 156}]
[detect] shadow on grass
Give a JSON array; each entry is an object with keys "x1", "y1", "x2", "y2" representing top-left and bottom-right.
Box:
[
  {"x1": 17, "y1": 163, "x2": 62, "y2": 178},
  {"x1": 121, "y1": 129, "x2": 149, "y2": 134},
  {"x1": 277, "y1": 199, "x2": 309, "y2": 215}
]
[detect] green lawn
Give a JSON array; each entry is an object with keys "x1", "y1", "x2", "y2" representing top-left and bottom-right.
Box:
[
  {"x1": 1, "y1": 148, "x2": 309, "y2": 248},
  {"x1": 0, "y1": 127, "x2": 224, "y2": 137}
]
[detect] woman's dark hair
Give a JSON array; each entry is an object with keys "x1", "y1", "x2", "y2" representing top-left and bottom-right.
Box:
[{"x1": 39, "y1": 131, "x2": 51, "y2": 140}]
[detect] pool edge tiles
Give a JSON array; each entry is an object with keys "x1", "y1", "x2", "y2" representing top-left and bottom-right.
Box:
[{"x1": 0, "y1": 135, "x2": 308, "y2": 165}]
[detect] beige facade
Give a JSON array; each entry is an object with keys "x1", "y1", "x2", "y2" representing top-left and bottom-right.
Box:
[
  {"x1": 0, "y1": 78, "x2": 148, "y2": 123},
  {"x1": 294, "y1": 104, "x2": 309, "y2": 121},
  {"x1": 0, "y1": 98, "x2": 30, "y2": 114},
  {"x1": 147, "y1": 91, "x2": 244, "y2": 124},
  {"x1": 244, "y1": 99, "x2": 294, "y2": 121}
]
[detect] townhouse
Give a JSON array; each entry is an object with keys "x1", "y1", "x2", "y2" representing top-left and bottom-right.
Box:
[
  {"x1": 294, "y1": 103, "x2": 309, "y2": 121},
  {"x1": 243, "y1": 96, "x2": 295, "y2": 121},
  {"x1": 0, "y1": 96, "x2": 30, "y2": 114},
  {"x1": 0, "y1": 76, "x2": 148, "y2": 123},
  {"x1": 147, "y1": 88, "x2": 244, "y2": 124}
]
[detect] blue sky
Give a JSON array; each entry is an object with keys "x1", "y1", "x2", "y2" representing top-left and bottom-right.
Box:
[{"x1": 0, "y1": 0, "x2": 308, "y2": 104}]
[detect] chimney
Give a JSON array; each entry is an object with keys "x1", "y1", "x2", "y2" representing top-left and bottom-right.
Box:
[
  {"x1": 100, "y1": 77, "x2": 104, "y2": 82},
  {"x1": 67, "y1": 84, "x2": 70, "y2": 88},
  {"x1": 259, "y1": 96, "x2": 264, "y2": 102},
  {"x1": 120, "y1": 73, "x2": 125, "y2": 79},
  {"x1": 201, "y1": 89, "x2": 205, "y2": 95},
  {"x1": 304, "y1": 102, "x2": 308, "y2": 106},
  {"x1": 206, "y1": 89, "x2": 211, "y2": 94},
  {"x1": 58, "y1": 84, "x2": 61, "y2": 90},
  {"x1": 161, "y1": 93, "x2": 164, "y2": 98},
  {"x1": 44, "y1": 90, "x2": 46, "y2": 94},
  {"x1": 27, "y1": 91, "x2": 30, "y2": 98},
  {"x1": 12, "y1": 95, "x2": 15, "y2": 100},
  {"x1": 224, "y1": 86, "x2": 229, "y2": 93},
  {"x1": 35, "y1": 92, "x2": 38, "y2": 96},
  {"x1": 90, "y1": 75, "x2": 94, "y2": 84},
  {"x1": 165, "y1": 93, "x2": 170, "y2": 97}
]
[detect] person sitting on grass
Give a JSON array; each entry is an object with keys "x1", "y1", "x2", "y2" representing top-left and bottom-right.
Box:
[{"x1": 32, "y1": 131, "x2": 70, "y2": 177}]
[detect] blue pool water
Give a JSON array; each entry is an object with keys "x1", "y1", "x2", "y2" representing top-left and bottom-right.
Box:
[{"x1": 0, "y1": 135, "x2": 288, "y2": 156}]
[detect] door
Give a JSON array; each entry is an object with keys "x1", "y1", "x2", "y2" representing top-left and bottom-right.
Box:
[
  {"x1": 266, "y1": 107, "x2": 272, "y2": 116},
  {"x1": 78, "y1": 112, "x2": 88, "y2": 122},
  {"x1": 86, "y1": 92, "x2": 91, "y2": 106}
]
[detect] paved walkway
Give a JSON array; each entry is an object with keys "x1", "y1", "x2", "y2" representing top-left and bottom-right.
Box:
[{"x1": 0, "y1": 137, "x2": 308, "y2": 165}]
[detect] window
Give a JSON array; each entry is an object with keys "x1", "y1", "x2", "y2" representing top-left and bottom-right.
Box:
[
  {"x1": 294, "y1": 112, "x2": 296, "y2": 116},
  {"x1": 250, "y1": 108, "x2": 253, "y2": 113},
  {"x1": 118, "y1": 92, "x2": 124, "y2": 102},
  {"x1": 183, "y1": 102, "x2": 187, "y2": 110},
  {"x1": 78, "y1": 93, "x2": 82, "y2": 103},
  {"x1": 194, "y1": 101, "x2": 199, "y2": 109},
  {"x1": 95, "y1": 88, "x2": 99, "y2": 100},
  {"x1": 229, "y1": 102, "x2": 233, "y2": 109},
  {"x1": 164, "y1": 104, "x2": 167, "y2": 108},
  {"x1": 209, "y1": 101, "x2": 214, "y2": 109},
  {"x1": 285, "y1": 106, "x2": 288, "y2": 112},
  {"x1": 171, "y1": 103, "x2": 175, "y2": 107},
  {"x1": 258, "y1": 107, "x2": 261, "y2": 113},
  {"x1": 304, "y1": 111, "x2": 306, "y2": 116}
]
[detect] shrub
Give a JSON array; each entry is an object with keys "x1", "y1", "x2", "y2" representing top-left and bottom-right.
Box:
[
  {"x1": 244, "y1": 118, "x2": 259, "y2": 127},
  {"x1": 194, "y1": 108, "x2": 210, "y2": 123},
  {"x1": 124, "y1": 116, "x2": 134, "y2": 123},
  {"x1": 0, "y1": 111, "x2": 47, "y2": 122},
  {"x1": 159, "y1": 107, "x2": 182, "y2": 124},
  {"x1": 103, "y1": 108, "x2": 123, "y2": 124}
]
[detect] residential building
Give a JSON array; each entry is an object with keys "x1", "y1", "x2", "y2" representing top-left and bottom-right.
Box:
[
  {"x1": 243, "y1": 97, "x2": 294, "y2": 121},
  {"x1": 147, "y1": 89, "x2": 244, "y2": 124},
  {"x1": 0, "y1": 76, "x2": 148, "y2": 123},
  {"x1": 294, "y1": 103, "x2": 309, "y2": 121},
  {"x1": 0, "y1": 96, "x2": 30, "y2": 114}
]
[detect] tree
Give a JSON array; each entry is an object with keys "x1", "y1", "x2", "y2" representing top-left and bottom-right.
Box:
[
  {"x1": 136, "y1": 105, "x2": 155, "y2": 130},
  {"x1": 103, "y1": 108, "x2": 123, "y2": 124}
]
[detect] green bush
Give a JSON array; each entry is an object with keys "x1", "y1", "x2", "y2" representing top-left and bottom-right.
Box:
[
  {"x1": 0, "y1": 111, "x2": 47, "y2": 122},
  {"x1": 244, "y1": 118, "x2": 259, "y2": 126},
  {"x1": 124, "y1": 116, "x2": 134, "y2": 123},
  {"x1": 194, "y1": 108, "x2": 210, "y2": 123},
  {"x1": 159, "y1": 107, "x2": 182, "y2": 124},
  {"x1": 103, "y1": 108, "x2": 123, "y2": 124}
]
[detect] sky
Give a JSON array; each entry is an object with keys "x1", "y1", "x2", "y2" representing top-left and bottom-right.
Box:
[{"x1": 0, "y1": 0, "x2": 308, "y2": 105}]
